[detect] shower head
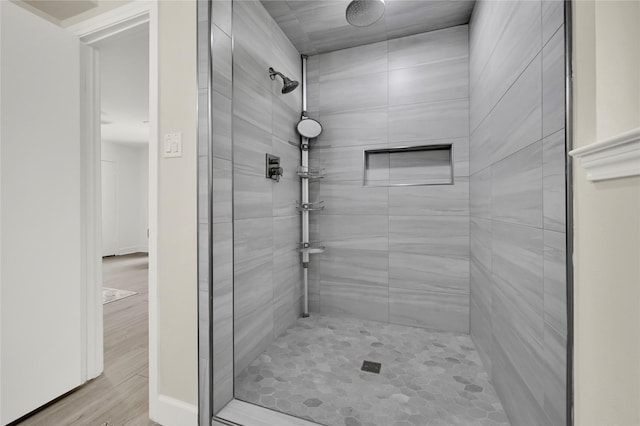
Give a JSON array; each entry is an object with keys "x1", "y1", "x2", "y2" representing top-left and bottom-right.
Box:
[
  {"x1": 269, "y1": 67, "x2": 299, "y2": 94},
  {"x1": 346, "y1": 0, "x2": 385, "y2": 27}
]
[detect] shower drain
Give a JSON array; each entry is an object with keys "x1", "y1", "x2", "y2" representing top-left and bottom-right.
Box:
[{"x1": 361, "y1": 360, "x2": 382, "y2": 374}]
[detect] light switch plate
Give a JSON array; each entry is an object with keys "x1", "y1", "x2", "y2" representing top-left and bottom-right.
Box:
[{"x1": 164, "y1": 132, "x2": 182, "y2": 158}]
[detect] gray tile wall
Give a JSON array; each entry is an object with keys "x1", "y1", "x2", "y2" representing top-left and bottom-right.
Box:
[
  {"x1": 306, "y1": 26, "x2": 470, "y2": 333},
  {"x1": 198, "y1": 0, "x2": 235, "y2": 417},
  {"x1": 231, "y1": 0, "x2": 303, "y2": 381},
  {"x1": 468, "y1": 0, "x2": 567, "y2": 424}
]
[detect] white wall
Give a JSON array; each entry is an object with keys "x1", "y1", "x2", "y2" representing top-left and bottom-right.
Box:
[
  {"x1": 101, "y1": 141, "x2": 148, "y2": 255},
  {"x1": 157, "y1": 0, "x2": 198, "y2": 409},
  {"x1": 573, "y1": 1, "x2": 640, "y2": 425}
]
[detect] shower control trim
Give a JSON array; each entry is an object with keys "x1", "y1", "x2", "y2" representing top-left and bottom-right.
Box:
[{"x1": 266, "y1": 154, "x2": 283, "y2": 182}]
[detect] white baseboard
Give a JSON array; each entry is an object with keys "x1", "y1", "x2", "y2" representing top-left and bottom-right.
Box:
[{"x1": 151, "y1": 394, "x2": 198, "y2": 426}]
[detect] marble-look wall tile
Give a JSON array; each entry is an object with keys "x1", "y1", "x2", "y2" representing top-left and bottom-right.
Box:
[
  {"x1": 389, "y1": 215, "x2": 469, "y2": 294},
  {"x1": 272, "y1": 137, "x2": 300, "y2": 176},
  {"x1": 389, "y1": 25, "x2": 468, "y2": 70},
  {"x1": 470, "y1": 167, "x2": 491, "y2": 218},
  {"x1": 233, "y1": 167, "x2": 272, "y2": 220},
  {"x1": 231, "y1": 0, "x2": 304, "y2": 376},
  {"x1": 543, "y1": 322, "x2": 567, "y2": 426},
  {"x1": 203, "y1": 2, "x2": 234, "y2": 417},
  {"x1": 271, "y1": 20, "x2": 302, "y2": 83},
  {"x1": 320, "y1": 247, "x2": 388, "y2": 288},
  {"x1": 233, "y1": 117, "x2": 271, "y2": 176},
  {"x1": 389, "y1": 177, "x2": 469, "y2": 216},
  {"x1": 234, "y1": 0, "x2": 272, "y2": 62},
  {"x1": 489, "y1": 0, "x2": 542, "y2": 103},
  {"x1": 273, "y1": 246, "x2": 300, "y2": 338},
  {"x1": 490, "y1": 55, "x2": 542, "y2": 164},
  {"x1": 198, "y1": 156, "x2": 209, "y2": 225},
  {"x1": 212, "y1": 221, "x2": 233, "y2": 412},
  {"x1": 543, "y1": 129, "x2": 566, "y2": 232},
  {"x1": 310, "y1": 143, "x2": 386, "y2": 181},
  {"x1": 318, "y1": 71, "x2": 388, "y2": 114},
  {"x1": 319, "y1": 40, "x2": 387, "y2": 82},
  {"x1": 306, "y1": 54, "x2": 320, "y2": 117},
  {"x1": 320, "y1": 214, "x2": 388, "y2": 250},
  {"x1": 308, "y1": 25, "x2": 470, "y2": 332},
  {"x1": 233, "y1": 69, "x2": 273, "y2": 134},
  {"x1": 389, "y1": 251, "x2": 469, "y2": 295},
  {"x1": 384, "y1": 1, "x2": 472, "y2": 40},
  {"x1": 492, "y1": 221, "x2": 544, "y2": 326},
  {"x1": 492, "y1": 338, "x2": 551, "y2": 426},
  {"x1": 233, "y1": 41, "x2": 272, "y2": 90},
  {"x1": 542, "y1": 0, "x2": 565, "y2": 46},
  {"x1": 212, "y1": 157, "x2": 232, "y2": 223},
  {"x1": 212, "y1": 25, "x2": 232, "y2": 99},
  {"x1": 308, "y1": 253, "x2": 320, "y2": 313},
  {"x1": 544, "y1": 230, "x2": 567, "y2": 336},
  {"x1": 233, "y1": 217, "x2": 274, "y2": 374},
  {"x1": 198, "y1": 89, "x2": 210, "y2": 158},
  {"x1": 469, "y1": 1, "x2": 567, "y2": 423},
  {"x1": 212, "y1": 345, "x2": 233, "y2": 413},
  {"x1": 469, "y1": 59, "x2": 494, "y2": 134},
  {"x1": 470, "y1": 300, "x2": 492, "y2": 375},
  {"x1": 212, "y1": 0, "x2": 231, "y2": 37},
  {"x1": 320, "y1": 282, "x2": 388, "y2": 323},
  {"x1": 389, "y1": 98, "x2": 469, "y2": 143},
  {"x1": 272, "y1": 96, "x2": 300, "y2": 146},
  {"x1": 319, "y1": 180, "x2": 388, "y2": 216},
  {"x1": 212, "y1": 91, "x2": 232, "y2": 160},
  {"x1": 469, "y1": 1, "x2": 496, "y2": 89},
  {"x1": 469, "y1": 112, "x2": 492, "y2": 175},
  {"x1": 492, "y1": 273, "x2": 545, "y2": 407},
  {"x1": 388, "y1": 58, "x2": 468, "y2": 107},
  {"x1": 542, "y1": 27, "x2": 565, "y2": 138},
  {"x1": 470, "y1": 256, "x2": 492, "y2": 318},
  {"x1": 470, "y1": 217, "x2": 492, "y2": 272},
  {"x1": 389, "y1": 288, "x2": 469, "y2": 333},
  {"x1": 272, "y1": 174, "x2": 300, "y2": 217},
  {"x1": 316, "y1": 107, "x2": 388, "y2": 148},
  {"x1": 491, "y1": 141, "x2": 543, "y2": 228}
]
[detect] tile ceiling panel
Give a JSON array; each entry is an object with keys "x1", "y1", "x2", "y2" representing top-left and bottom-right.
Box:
[{"x1": 261, "y1": 0, "x2": 475, "y2": 55}]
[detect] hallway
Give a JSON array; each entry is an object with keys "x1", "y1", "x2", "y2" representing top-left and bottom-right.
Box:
[{"x1": 17, "y1": 253, "x2": 156, "y2": 425}]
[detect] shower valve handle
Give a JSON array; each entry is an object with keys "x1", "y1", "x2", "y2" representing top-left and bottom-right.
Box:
[{"x1": 269, "y1": 166, "x2": 283, "y2": 182}]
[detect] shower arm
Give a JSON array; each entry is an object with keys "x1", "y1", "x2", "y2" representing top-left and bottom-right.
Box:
[{"x1": 269, "y1": 67, "x2": 285, "y2": 81}]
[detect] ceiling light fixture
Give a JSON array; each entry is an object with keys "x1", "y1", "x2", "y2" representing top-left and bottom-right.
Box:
[{"x1": 345, "y1": 0, "x2": 385, "y2": 27}]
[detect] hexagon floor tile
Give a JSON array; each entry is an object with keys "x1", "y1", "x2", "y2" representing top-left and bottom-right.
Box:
[{"x1": 235, "y1": 314, "x2": 510, "y2": 426}]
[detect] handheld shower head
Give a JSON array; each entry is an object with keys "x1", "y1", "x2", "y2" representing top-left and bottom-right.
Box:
[{"x1": 269, "y1": 67, "x2": 299, "y2": 94}]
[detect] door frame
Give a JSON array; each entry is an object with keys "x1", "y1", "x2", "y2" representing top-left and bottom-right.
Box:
[
  {"x1": 67, "y1": 0, "x2": 160, "y2": 417},
  {"x1": 100, "y1": 159, "x2": 118, "y2": 257}
]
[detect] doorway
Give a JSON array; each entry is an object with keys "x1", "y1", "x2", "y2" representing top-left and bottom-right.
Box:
[{"x1": 0, "y1": 2, "x2": 160, "y2": 424}]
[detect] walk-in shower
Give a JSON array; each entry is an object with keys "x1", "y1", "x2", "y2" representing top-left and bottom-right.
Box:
[{"x1": 197, "y1": 0, "x2": 571, "y2": 425}]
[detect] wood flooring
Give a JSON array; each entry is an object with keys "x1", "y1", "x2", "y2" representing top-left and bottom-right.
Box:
[{"x1": 17, "y1": 253, "x2": 157, "y2": 426}]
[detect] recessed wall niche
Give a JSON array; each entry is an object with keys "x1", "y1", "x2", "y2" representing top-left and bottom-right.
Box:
[{"x1": 364, "y1": 144, "x2": 453, "y2": 187}]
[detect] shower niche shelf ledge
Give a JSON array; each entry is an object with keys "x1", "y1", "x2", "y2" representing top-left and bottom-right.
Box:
[{"x1": 364, "y1": 144, "x2": 453, "y2": 187}]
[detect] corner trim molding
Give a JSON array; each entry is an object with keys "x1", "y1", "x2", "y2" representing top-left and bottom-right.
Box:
[{"x1": 569, "y1": 127, "x2": 640, "y2": 181}]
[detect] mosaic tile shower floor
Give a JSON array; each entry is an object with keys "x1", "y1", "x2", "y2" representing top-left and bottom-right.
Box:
[{"x1": 235, "y1": 314, "x2": 510, "y2": 426}]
